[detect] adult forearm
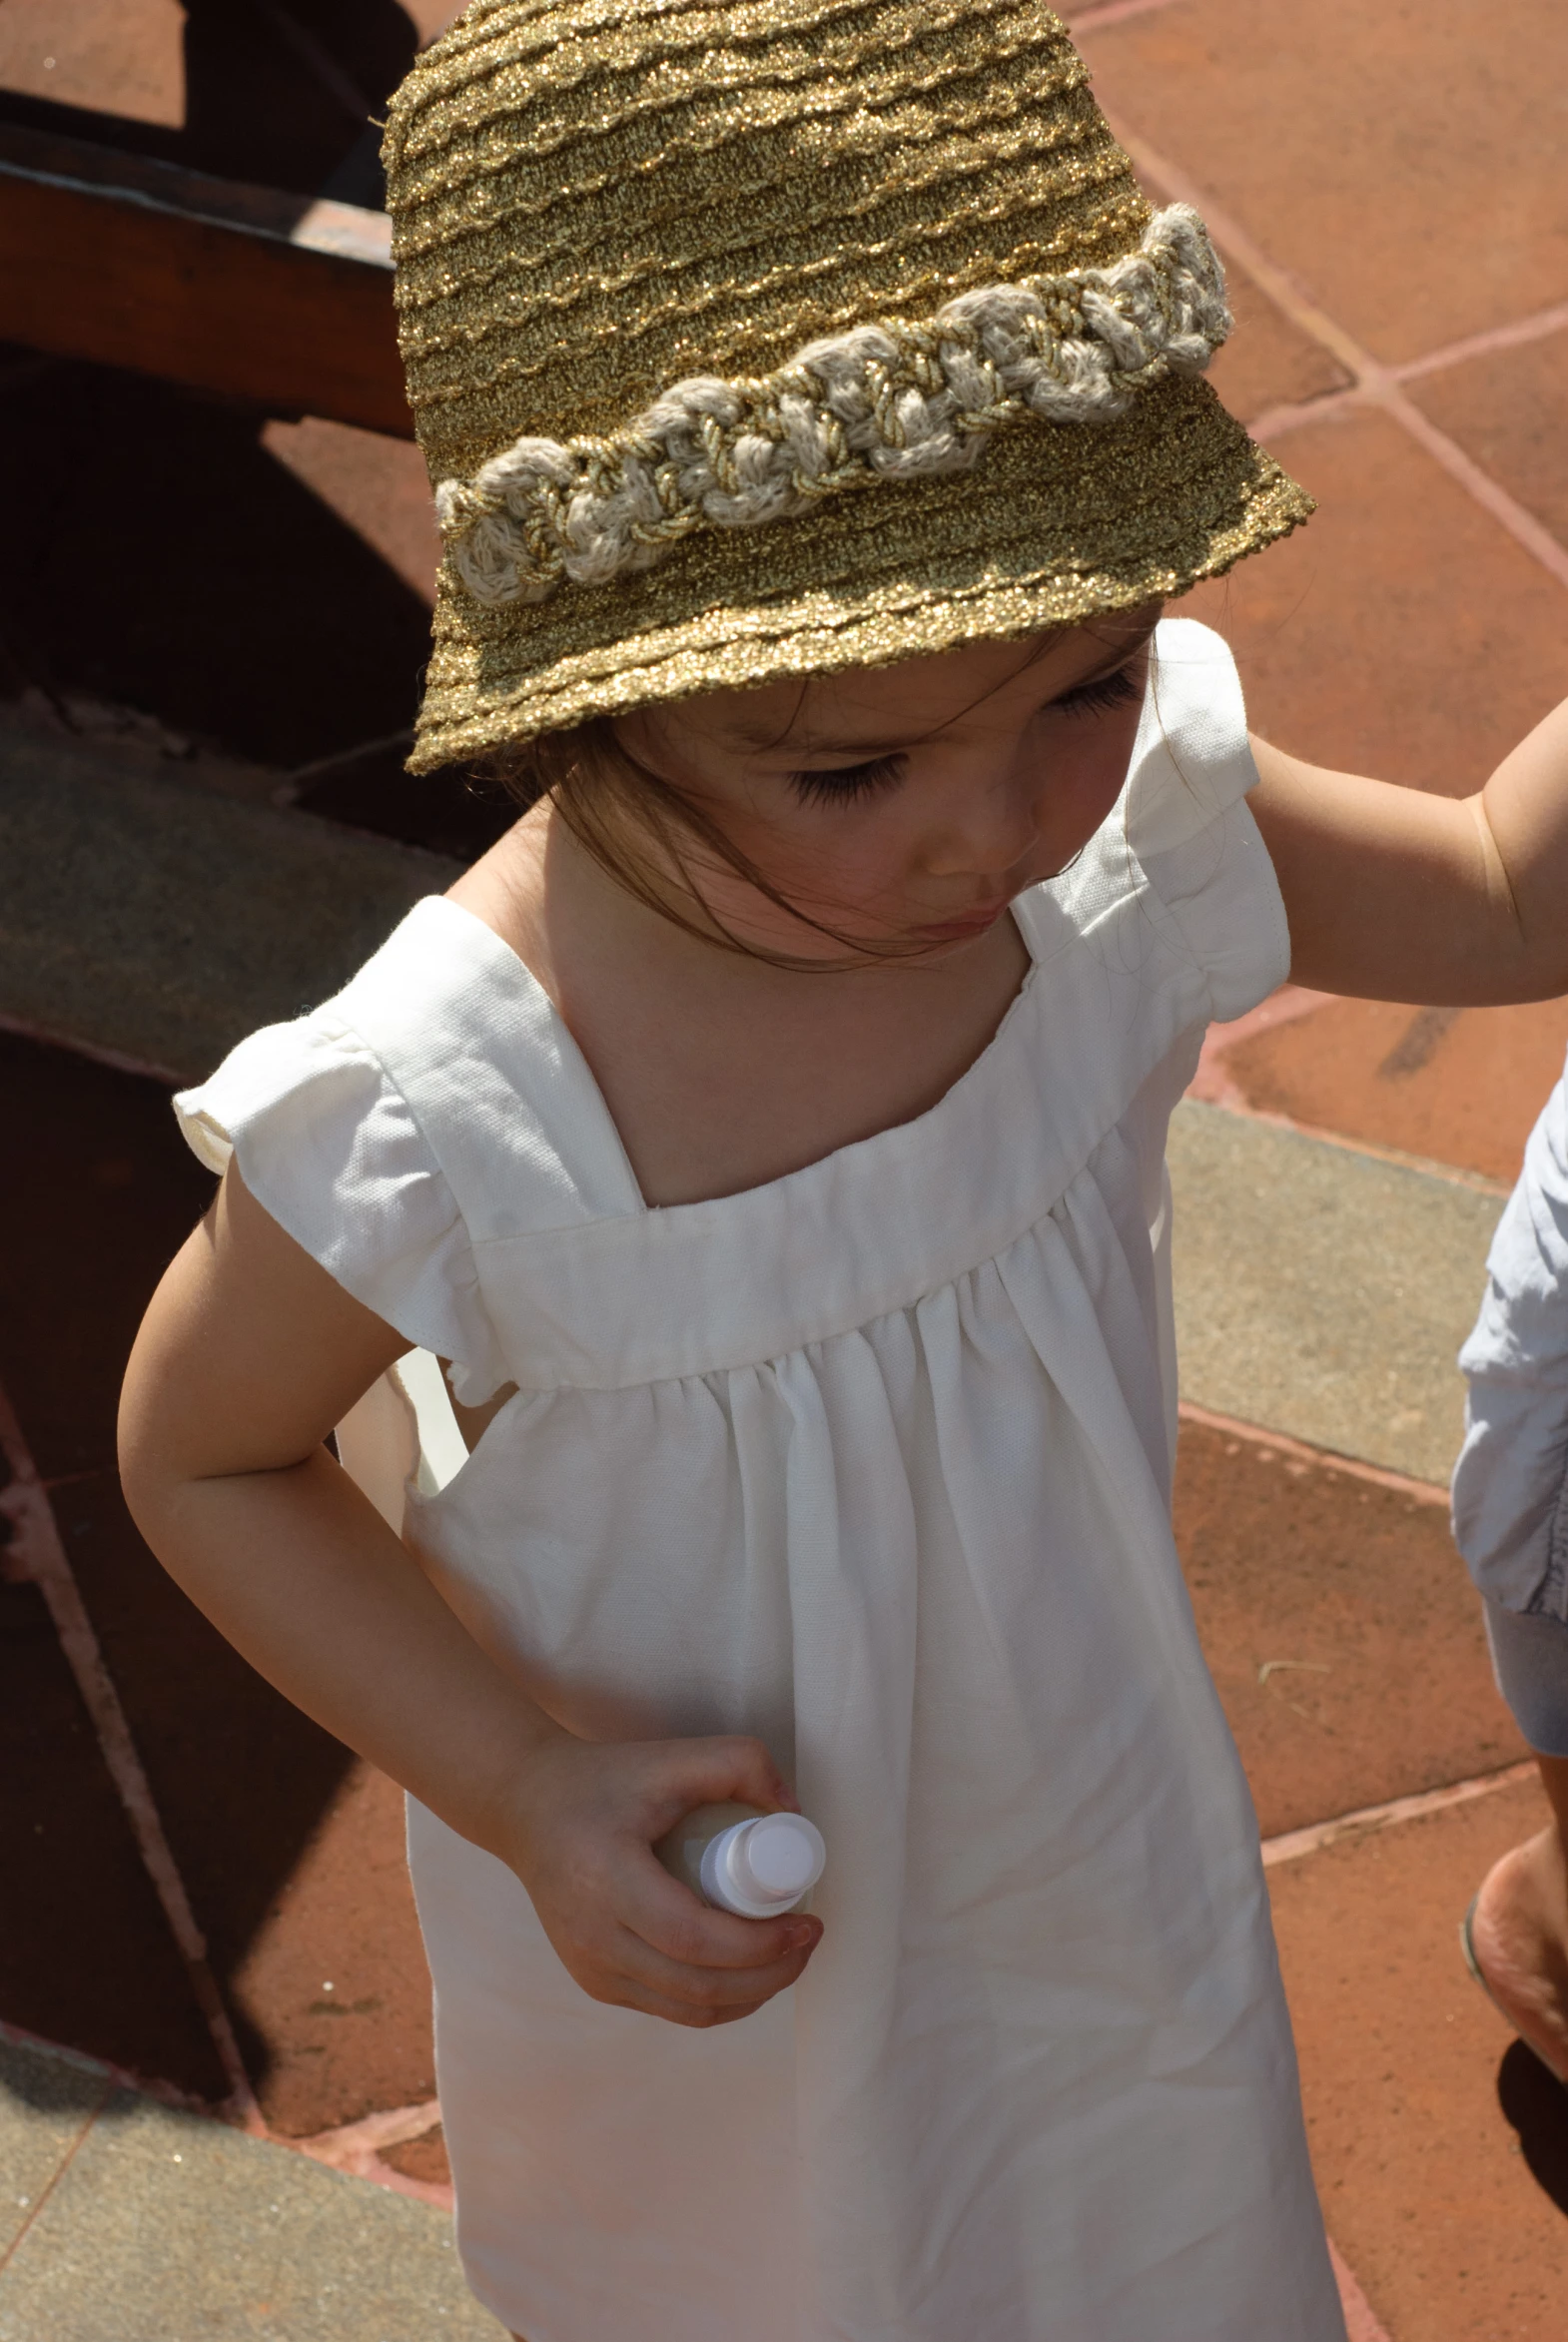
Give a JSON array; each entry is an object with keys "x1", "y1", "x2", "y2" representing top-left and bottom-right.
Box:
[
  {"x1": 1480, "y1": 694, "x2": 1568, "y2": 993},
  {"x1": 130, "y1": 1446, "x2": 562, "y2": 1860},
  {"x1": 1250, "y1": 712, "x2": 1568, "y2": 1007}
]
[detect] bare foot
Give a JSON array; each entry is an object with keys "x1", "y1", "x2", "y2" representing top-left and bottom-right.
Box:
[{"x1": 1466, "y1": 1829, "x2": 1568, "y2": 2084}]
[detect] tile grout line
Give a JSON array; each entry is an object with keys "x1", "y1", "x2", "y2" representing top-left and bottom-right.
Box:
[
  {"x1": 1183, "y1": 1088, "x2": 1511, "y2": 1199},
  {"x1": 1102, "y1": 111, "x2": 1568, "y2": 594},
  {"x1": 1068, "y1": 0, "x2": 1190, "y2": 27},
  {"x1": 0, "y1": 1380, "x2": 267, "y2": 2135},
  {"x1": 1327, "y1": 2239, "x2": 1395, "y2": 2342},
  {"x1": 1387, "y1": 392, "x2": 1568, "y2": 591},
  {"x1": 1250, "y1": 297, "x2": 1568, "y2": 442},
  {"x1": 0, "y1": 1008, "x2": 181, "y2": 1091},
  {"x1": 1260, "y1": 1760, "x2": 1538, "y2": 1870},
  {"x1": 1184, "y1": 984, "x2": 1517, "y2": 1197},
  {"x1": 1176, "y1": 1401, "x2": 1451, "y2": 1507},
  {"x1": 0, "y1": 2013, "x2": 222, "y2": 2120},
  {"x1": 296, "y1": 2098, "x2": 454, "y2": 2211},
  {"x1": 296, "y1": 2097, "x2": 442, "y2": 2166},
  {"x1": 1195, "y1": 984, "x2": 1339, "y2": 1069},
  {"x1": 1185, "y1": 992, "x2": 1512, "y2": 1194},
  {"x1": 0, "y1": 2073, "x2": 114, "y2": 2282},
  {"x1": 1392, "y1": 299, "x2": 1568, "y2": 385},
  {"x1": 0, "y1": 2009, "x2": 452, "y2": 2213}
]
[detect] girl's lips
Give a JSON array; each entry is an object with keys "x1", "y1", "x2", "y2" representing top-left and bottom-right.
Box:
[{"x1": 913, "y1": 904, "x2": 1009, "y2": 940}]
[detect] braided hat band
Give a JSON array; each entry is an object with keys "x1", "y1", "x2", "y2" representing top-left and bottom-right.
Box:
[
  {"x1": 438, "y1": 204, "x2": 1230, "y2": 608},
  {"x1": 385, "y1": 0, "x2": 1311, "y2": 771}
]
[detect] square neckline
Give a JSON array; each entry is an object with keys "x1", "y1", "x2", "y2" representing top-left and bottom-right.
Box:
[{"x1": 434, "y1": 890, "x2": 1046, "y2": 1219}]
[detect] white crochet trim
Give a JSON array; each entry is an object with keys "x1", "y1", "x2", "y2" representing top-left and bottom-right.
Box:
[{"x1": 435, "y1": 204, "x2": 1230, "y2": 607}]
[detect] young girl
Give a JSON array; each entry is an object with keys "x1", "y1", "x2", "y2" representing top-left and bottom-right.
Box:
[{"x1": 119, "y1": 3, "x2": 1568, "y2": 2335}]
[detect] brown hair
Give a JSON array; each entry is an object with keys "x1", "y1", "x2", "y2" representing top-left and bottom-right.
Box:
[{"x1": 486, "y1": 717, "x2": 895, "y2": 969}]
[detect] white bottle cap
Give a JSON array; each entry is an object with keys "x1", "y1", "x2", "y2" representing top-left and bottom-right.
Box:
[{"x1": 700, "y1": 1814, "x2": 827, "y2": 1919}]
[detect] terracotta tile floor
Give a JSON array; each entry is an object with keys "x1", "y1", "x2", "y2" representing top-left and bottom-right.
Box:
[
  {"x1": 1199, "y1": 248, "x2": 1352, "y2": 426},
  {"x1": 5, "y1": 0, "x2": 1568, "y2": 2327},
  {"x1": 1269, "y1": 1781, "x2": 1568, "y2": 2342},
  {"x1": 1183, "y1": 405, "x2": 1568, "y2": 799},
  {"x1": 1176, "y1": 1421, "x2": 1524, "y2": 1839},
  {"x1": 1410, "y1": 331, "x2": 1568, "y2": 556},
  {"x1": 230, "y1": 1765, "x2": 435, "y2": 2141},
  {"x1": 1076, "y1": 6, "x2": 1568, "y2": 2321},
  {"x1": 1205, "y1": 994, "x2": 1568, "y2": 1188},
  {"x1": 1072, "y1": 0, "x2": 1568, "y2": 362}
]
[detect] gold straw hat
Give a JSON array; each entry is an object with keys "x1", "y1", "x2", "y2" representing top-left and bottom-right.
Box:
[{"x1": 385, "y1": 0, "x2": 1311, "y2": 773}]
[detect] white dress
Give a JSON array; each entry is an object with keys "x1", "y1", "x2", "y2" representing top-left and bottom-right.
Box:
[{"x1": 176, "y1": 619, "x2": 1345, "y2": 2342}]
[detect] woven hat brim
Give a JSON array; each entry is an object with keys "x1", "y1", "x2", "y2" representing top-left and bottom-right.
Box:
[{"x1": 408, "y1": 376, "x2": 1310, "y2": 772}]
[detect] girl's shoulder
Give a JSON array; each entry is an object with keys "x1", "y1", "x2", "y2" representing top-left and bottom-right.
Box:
[
  {"x1": 1016, "y1": 616, "x2": 1289, "y2": 1027},
  {"x1": 173, "y1": 895, "x2": 638, "y2": 1404}
]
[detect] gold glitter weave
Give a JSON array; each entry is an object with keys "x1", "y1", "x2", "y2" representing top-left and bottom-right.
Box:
[{"x1": 384, "y1": 0, "x2": 1311, "y2": 770}]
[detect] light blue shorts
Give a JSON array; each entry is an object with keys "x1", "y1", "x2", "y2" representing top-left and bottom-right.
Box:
[
  {"x1": 1454, "y1": 1054, "x2": 1568, "y2": 1762},
  {"x1": 1483, "y1": 1598, "x2": 1568, "y2": 1761}
]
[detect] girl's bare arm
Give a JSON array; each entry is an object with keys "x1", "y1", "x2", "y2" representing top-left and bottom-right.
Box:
[
  {"x1": 118, "y1": 1166, "x2": 819, "y2": 2024},
  {"x1": 1248, "y1": 694, "x2": 1568, "y2": 1004}
]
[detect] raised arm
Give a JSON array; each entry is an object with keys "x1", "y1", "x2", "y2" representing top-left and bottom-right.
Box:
[
  {"x1": 1248, "y1": 694, "x2": 1568, "y2": 1005},
  {"x1": 118, "y1": 1166, "x2": 819, "y2": 2024}
]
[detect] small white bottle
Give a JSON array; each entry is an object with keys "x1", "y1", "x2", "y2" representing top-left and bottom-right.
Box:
[{"x1": 655, "y1": 1801, "x2": 826, "y2": 1919}]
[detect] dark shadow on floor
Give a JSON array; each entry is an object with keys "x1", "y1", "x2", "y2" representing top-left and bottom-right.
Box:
[
  {"x1": 0, "y1": 361, "x2": 430, "y2": 772},
  {"x1": 0, "y1": 1563, "x2": 232, "y2": 2100},
  {"x1": 0, "y1": 353, "x2": 512, "y2": 857},
  {"x1": 1498, "y1": 2038, "x2": 1568, "y2": 2217},
  {"x1": 290, "y1": 735, "x2": 521, "y2": 864},
  {"x1": 0, "y1": 1031, "x2": 358, "y2": 2102},
  {"x1": 0, "y1": 0, "x2": 422, "y2": 203}
]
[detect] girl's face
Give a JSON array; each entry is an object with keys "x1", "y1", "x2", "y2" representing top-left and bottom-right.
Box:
[{"x1": 613, "y1": 603, "x2": 1161, "y2": 961}]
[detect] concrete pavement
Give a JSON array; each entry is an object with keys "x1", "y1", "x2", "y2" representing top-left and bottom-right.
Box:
[
  {"x1": 0, "y1": 2037, "x2": 503, "y2": 2342},
  {"x1": 1170, "y1": 1100, "x2": 1503, "y2": 1488},
  {"x1": 0, "y1": 715, "x2": 459, "y2": 1083}
]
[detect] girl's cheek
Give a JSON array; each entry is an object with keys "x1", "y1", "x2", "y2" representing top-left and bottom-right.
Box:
[
  {"x1": 1046, "y1": 714, "x2": 1144, "y2": 841},
  {"x1": 730, "y1": 810, "x2": 907, "y2": 910},
  {"x1": 827, "y1": 833, "x2": 919, "y2": 911}
]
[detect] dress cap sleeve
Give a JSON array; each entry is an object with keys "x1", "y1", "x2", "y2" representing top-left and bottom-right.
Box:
[
  {"x1": 174, "y1": 1010, "x2": 510, "y2": 1405},
  {"x1": 1123, "y1": 616, "x2": 1291, "y2": 1024}
]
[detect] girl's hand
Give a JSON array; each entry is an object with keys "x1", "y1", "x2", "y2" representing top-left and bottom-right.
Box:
[{"x1": 502, "y1": 1731, "x2": 824, "y2": 2026}]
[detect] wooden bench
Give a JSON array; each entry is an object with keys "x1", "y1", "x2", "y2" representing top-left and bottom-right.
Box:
[{"x1": 0, "y1": 120, "x2": 410, "y2": 437}]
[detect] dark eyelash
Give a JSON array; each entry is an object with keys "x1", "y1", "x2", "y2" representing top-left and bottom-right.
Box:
[
  {"x1": 1053, "y1": 664, "x2": 1144, "y2": 719},
  {"x1": 783, "y1": 661, "x2": 1141, "y2": 801},
  {"x1": 788, "y1": 752, "x2": 907, "y2": 807}
]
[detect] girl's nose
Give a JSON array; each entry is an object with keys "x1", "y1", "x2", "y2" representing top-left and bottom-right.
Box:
[{"x1": 922, "y1": 767, "x2": 1041, "y2": 881}]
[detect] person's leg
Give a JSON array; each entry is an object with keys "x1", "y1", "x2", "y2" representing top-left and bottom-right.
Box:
[{"x1": 1466, "y1": 1602, "x2": 1568, "y2": 2082}]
